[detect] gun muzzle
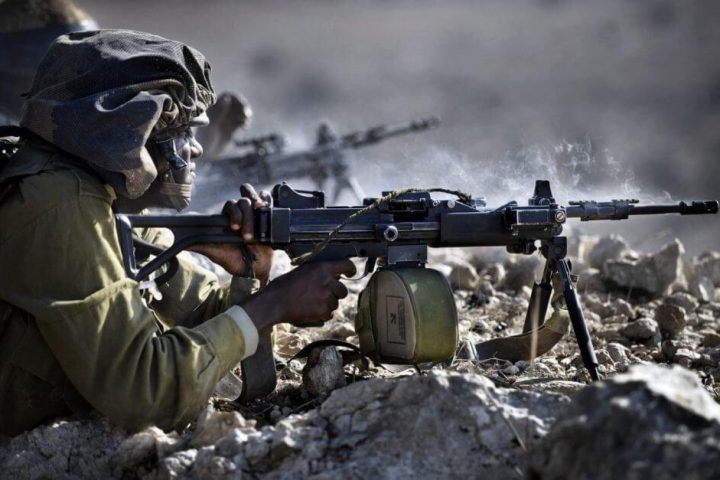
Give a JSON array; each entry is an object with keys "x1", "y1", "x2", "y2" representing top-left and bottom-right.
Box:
[
  {"x1": 680, "y1": 200, "x2": 719, "y2": 215},
  {"x1": 628, "y1": 200, "x2": 719, "y2": 216}
]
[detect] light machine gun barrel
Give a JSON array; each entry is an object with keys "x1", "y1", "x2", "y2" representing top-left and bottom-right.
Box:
[{"x1": 565, "y1": 199, "x2": 717, "y2": 220}]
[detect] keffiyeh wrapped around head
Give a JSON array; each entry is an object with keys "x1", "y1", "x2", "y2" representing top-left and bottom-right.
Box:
[{"x1": 20, "y1": 29, "x2": 216, "y2": 198}]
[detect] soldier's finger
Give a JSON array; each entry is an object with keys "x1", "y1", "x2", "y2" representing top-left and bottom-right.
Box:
[
  {"x1": 328, "y1": 259, "x2": 357, "y2": 278},
  {"x1": 240, "y1": 183, "x2": 264, "y2": 208},
  {"x1": 223, "y1": 200, "x2": 244, "y2": 231},
  {"x1": 259, "y1": 190, "x2": 273, "y2": 208},
  {"x1": 330, "y1": 280, "x2": 349, "y2": 299},
  {"x1": 238, "y1": 197, "x2": 254, "y2": 240},
  {"x1": 327, "y1": 296, "x2": 339, "y2": 313}
]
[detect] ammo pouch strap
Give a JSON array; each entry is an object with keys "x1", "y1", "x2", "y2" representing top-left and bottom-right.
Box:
[
  {"x1": 226, "y1": 276, "x2": 277, "y2": 402},
  {"x1": 474, "y1": 272, "x2": 573, "y2": 362},
  {"x1": 237, "y1": 330, "x2": 276, "y2": 402}
]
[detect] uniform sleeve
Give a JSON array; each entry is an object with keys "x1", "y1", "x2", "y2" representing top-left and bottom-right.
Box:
[
  {"x1": 0, "y1": 174, "x2": 258, "y2": 432},
  {"x1": 139, "y1": 227, "x2": 261, "y2": 329}
]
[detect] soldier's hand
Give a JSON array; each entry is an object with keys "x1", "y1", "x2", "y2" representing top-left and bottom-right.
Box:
[
  {"x1": 241, "y1": 260, "x2": 357, "y2": 330},
  {"x1": 189, "y1": 183, "x2": 274, "y2": 284}
]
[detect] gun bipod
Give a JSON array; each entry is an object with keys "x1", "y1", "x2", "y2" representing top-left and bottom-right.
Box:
[{"x1": 538, "y1": 237, "x2": 600, "y2": 381}]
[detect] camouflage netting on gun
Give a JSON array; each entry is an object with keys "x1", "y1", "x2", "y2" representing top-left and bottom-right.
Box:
[{"x1": 20, "y1": 29, "x2": 216, "y2": 198}]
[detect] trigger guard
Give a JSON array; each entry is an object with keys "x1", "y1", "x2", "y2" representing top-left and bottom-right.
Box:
[{"x1": 343, "y1": 257, "x2": 377, "y2": 282}]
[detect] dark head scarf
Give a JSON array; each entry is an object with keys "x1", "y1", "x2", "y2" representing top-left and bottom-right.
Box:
[{"x1": 20, "y1": 29, "x2": 216, "y2": 198}]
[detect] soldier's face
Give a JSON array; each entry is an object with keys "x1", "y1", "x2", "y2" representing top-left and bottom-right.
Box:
[
  {"x1": 138, "y1": 126, "x2": 206, "y2": 212},
  {"x1": 150, "y1": 127, "x2": 204, "y2": 187},
  {"x1": 173, "y1": 128, "x2": 204, "y2": 167}
]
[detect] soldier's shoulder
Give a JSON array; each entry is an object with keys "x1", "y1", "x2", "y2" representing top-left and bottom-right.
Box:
[
  {"x1": 0, "y1": 153, "x2": 116, "y2": 246},
  {"x1": 20, "y1": 157, "x2": 115, "y2": 207},
  {"x1": 2, "y1": 141, "x2": 114, "y2": 204}
]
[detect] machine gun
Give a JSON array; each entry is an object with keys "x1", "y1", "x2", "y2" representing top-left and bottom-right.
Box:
[
  {"x1": 201, "y1": 117, "x2": 440, "y2": 204},
  {"x1": 115, "y1": 181, "x2": 718, "y2": 400}
]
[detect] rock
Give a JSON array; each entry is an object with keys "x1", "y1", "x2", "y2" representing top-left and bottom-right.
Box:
[
  {"x1": 620, "y1": 317, "x2": 659, "y2": 343},
  {"x1": 692, "y1": 252, "x2": 720, "y2": 285},
  {"x1": 112, "y1": 427, "x2": 181, "y2": 472},
  {"x1": 595, "y1": 349, "x2": 614, "y2": 366},
  {"x1": 528, "y1": 365, "x2": 720, "y2": 480},
  {"x1": 312, "y1": 372, "x2": 568, "y2": 478},
  {"x1": 514, "y1": 360, "x2": 531, "y2": 371},
  {"x1": 665, "y1": 292, "x2": 699, "y2": 313},
  {"x1": 191, "y1": 446, "x2": 238, "y2": 478},
  {"x1": 610, "y1": 298, "x2": 634, "y2": 319},
  {"x1": 519, "y1": 285, "x2": 532, "y2": 299},
  {"x1": 215, "y1": 429, "x2": 249, "y2": 458},
  {"x1": 327, "y1": 322, "x2": 355, "y2": 341},
  {"x1": 605, "y1": 342, "x2": 631, "y2": 365},
  {"x1": 470, "y1": 318, "x2": 489, "y2": 334},
  {"x1": 428, "y1": 263, "x2": 453, "y2": 284},
  {"x1": 661, "y1": 340, "x2": 678, "y2": 361},
  {"x1": 583, "y1": 295, "x2": 611, "y2": 318},
  {"x1": 158, "y1": 449, "x2": 197, "y2": 480},
  {"x1": 604, "y1": 240, "x2": 686, "y2": 297},
  {"x1": 513, "y1": 378, "x2": 586, "y2": 396},
  {"x1": 523, "y1": 361, "x2": 564, "y2": 378},
  {"x1": 448, "y1": 260, "x2": 480, "y2": 290},
  {"x1": 477, "y1": 279, "x2": 495, "y2": 297},
  {"x1": 302, "y1": 346, "x2": 347, "y2": 396},
  {"x1": 0, "y1": 418, "x2": 127, "y2": 479},
  {"x1": 588, "y1": 234, "x2": 631, "y2": 269},
  {"x1": 156, "y1": 372, "x2": 567, "y2": 479},
  {"x1": 691, "y1": 276, "x2": 716, "y2": 303},
  {"x1": 501, "y1": 255, "x2": 543, "y2": 292},
  {"x1": 703, "y1": 332, "x2": 720, "y2": 348},
  {"x1": 190, "y1": 407, "x2": 256, "y2": 448},
  {"x1": 484, "y1": 263, "x2": 506, "y2": 286},
  {"x1": 428, "y1": 248, "x2": 473, "y2": 266},
  {"x1": 674, "y1": 348, "x2": 700, "y2": 369},
  {"x1": 655, "y1": 304, "x2": 687, "y2": 338},
  {"x1": 269, "y1": 407, "x2": 282, "y2": 421},
  {"x1": 576, "y1": 268, "x2": 607, "y2": 293},
  {"x1": 575, "y1": 234, "x2": 599, "y2": 266}
]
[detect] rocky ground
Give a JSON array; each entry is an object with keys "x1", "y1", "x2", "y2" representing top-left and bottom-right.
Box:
[{"x1": 1, "y1": 235, "x2": 720, "y2": 479}]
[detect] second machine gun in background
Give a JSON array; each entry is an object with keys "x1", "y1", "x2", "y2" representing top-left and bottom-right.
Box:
[{"x1": 201, "y1": 117, "x2": 440, "y2": 204}]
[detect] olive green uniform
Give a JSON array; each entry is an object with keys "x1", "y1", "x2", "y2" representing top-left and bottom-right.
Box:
[{"x1": 0, "y1": 145, "x2": 259, "y2": 436}]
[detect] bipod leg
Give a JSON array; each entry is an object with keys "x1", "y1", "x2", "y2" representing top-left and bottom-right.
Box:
[
  {"x1": 556, "y1": 258, "x2": 600, "y2": 381},
  {"x1": 522, "y1": 259, "x2": 553, "y2": 333}
]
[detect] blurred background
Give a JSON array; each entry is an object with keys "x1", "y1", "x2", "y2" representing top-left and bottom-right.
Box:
[{"x1": 30, "y1": 0, "x2": 720, "y2": 253}]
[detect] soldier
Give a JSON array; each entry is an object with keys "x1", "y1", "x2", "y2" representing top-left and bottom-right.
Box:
[
  {"x1": 0, "y1": 30, "x2": 354, "y2": 436},
  {"x1": 0, "y1": 0, "x2": 99, "y2": 123}
]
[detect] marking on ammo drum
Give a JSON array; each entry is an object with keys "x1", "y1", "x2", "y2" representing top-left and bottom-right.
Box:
[{"x1": 385, "y1": 295, "x2": 406, "y2": 345}]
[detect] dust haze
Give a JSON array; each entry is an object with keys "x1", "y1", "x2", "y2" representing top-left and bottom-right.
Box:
[{"x1": 79, "y1": 0, "x2": 720, "y2": 253}]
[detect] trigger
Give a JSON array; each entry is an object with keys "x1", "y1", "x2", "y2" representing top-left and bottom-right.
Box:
[{"x1": 344, "y1": 257, "x2": 377, "y2": 282}]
